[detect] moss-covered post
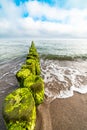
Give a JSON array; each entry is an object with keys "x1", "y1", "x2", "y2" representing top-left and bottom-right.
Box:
[
  {"x1": 16, "y1": 41, "x2": 44, "y2": 105},
  {"x1": 3, "y1": 88, "x2": 36, "y2": 130},
  {"x1": 3, "y1": 41, "x2": 44, "y2": 130}
]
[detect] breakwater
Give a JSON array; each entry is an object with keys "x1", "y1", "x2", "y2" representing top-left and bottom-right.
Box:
[{"x1": 2, "y1": 41, "x2": 44, "y2": 130}]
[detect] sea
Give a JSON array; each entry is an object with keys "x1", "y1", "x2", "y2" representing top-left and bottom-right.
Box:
[{"x1": 0, "y1": 39, "x2": 87, "y2": 102}]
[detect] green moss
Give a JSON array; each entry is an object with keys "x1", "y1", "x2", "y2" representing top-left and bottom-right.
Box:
[
  {"x1": 26, "y1": 59, "x2": 41, "y2": 75},
  {"x1": 23, "y1": 75, "x2": 42, "y2": 89},
  {"x1": 27, "y1": 41, "x2": 39, "y2": 60},
  {"x1": 23, "y1": 75, "x2": 35, "y2": 89},
  {"x1": 27, "y1": 53, "x2": 39, "y2": 60},
  {"x1": 16, "y1": 69, "x2": 31, "y2": 81},
  {"x1": 26, "y1": 59, "x2": 35, "y2": 65},
  {"x1": 31, "y1": 76, "x2": 44, "y2": 105},
  {"x1": 16, "y1": 69, "x2": 32, "y2": 87},
  {"x1": 8, "y1": 121, "x2": 27, "y2": 130},
  {"x1": 21, "y1": 64, "x2": 28, "y2": 69},
  {"x1": 3, "y1": 41, "x2": 44, "y2": 130},
  {"x1": 3, "y1": 88, "x2": 36, "y2": 130},
  {"x1": 27, "y1": 55, "x2": 38, "y2": 61},
  {"x1": 35, "y1": 62, "x2": 41, "y2": 75},
  {"x1": 31, "y1": 82, "x2": 44, "y2": 105},
  {"x1": 22, "y1": 75, "x2": 44, "y2": 105},
  {"x1": 7, "y1": 106, "x2": 36, "y2": 130},
  {"x1": 26, "y1": 59, "x2": 36, "y2": 75}
]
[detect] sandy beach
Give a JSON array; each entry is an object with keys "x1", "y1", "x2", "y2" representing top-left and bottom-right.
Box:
[{"x1": 35, "y1": 93, "x2": 87, "y2": 130}]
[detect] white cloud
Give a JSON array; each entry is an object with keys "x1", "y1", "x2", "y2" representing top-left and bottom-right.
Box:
[
  {"x1": 26, "y1": 1, "x2": 68, "y2": 21},
  {"x1": 65, "y1": 0, "x2": 87, "y2": 9},
  {"x1": 0, "y1": 0, "x2": 87, "y2": 38}
]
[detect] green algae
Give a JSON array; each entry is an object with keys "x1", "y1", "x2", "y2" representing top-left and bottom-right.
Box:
[
  {"x1": 31, "y1": 82, "x2": 44, "y2": 105},
  {"x1": 18, "y1": 41, "x2": 44, "y2": 105},
  {"x1": 26, "y1": 59, "x2": 36, "y2": 75},
  {"x1": 27, "y1": 41, "x2": 39, "y2": 61},
  {"x1": 26, "y1": 59, "x2": 41, "y2": 75},
  {"x1": 35, "y1": 62, "x2": 41, "y2": 75},
  {"x1": 7, "y1": 106, "x2": 36, "y2": 130},
  {"x1": 23, "y1": 75, "x2": 44, "y2": 105},
  {"x1": 23, "y1": 75, "x2": 35, "y2": 89},
  {"x1": 16, "y1": 69, "x2": 31, "y2": 81},
  {"x1": 3, "y1": 88, "x2": 36, "y2": 130},
  {"x1": 3, "y1": 41, "x2": 44, "y2": 130}
]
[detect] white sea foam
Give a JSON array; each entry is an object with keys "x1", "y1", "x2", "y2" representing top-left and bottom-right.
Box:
[{"x1": 41, "y1": 59, "x2": 87, "y2": 100}]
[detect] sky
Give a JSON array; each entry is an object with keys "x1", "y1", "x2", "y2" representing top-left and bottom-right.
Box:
[{"x1": 0, "y1": 0, "x2": 87, "y2": 39}]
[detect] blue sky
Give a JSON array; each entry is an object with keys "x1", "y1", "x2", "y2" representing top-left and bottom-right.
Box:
[{"x1": 0, "y1": 0, "x2": 87, "y2": 38}]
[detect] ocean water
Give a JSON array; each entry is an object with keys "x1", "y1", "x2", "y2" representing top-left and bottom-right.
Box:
[{"x1": 0, "y1": 39, "x2": 87, "y2": 101}]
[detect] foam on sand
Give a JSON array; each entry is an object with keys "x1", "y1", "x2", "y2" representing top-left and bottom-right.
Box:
[{"x1": 41, "y1": 59, "x2": 87, "y2": 101}]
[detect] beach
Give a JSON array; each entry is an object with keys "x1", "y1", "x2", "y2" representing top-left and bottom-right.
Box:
[
  {"x1": 50, "y1": 93, "x2": 87, "y2": 130},
  {"x1": 0, "y1": 61, "x2": 87, "y2": 130},
  {"x1": 35, "y1": 92, "x2": 87, "y2": 130},
  {"x1": 0, "y1": 39, "x2": 87, "y2": 130}
]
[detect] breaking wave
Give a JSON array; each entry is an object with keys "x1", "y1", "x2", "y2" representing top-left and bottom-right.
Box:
[
  {"x1": 41, "y1": 54, "x2": 87, "y2": 61},
  {"x1": 41, "y1": 59, "x2": 87, "y2": 101}
]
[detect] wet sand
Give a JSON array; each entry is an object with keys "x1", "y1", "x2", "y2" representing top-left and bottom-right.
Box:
[
  {"x1": 35, "y1": 93, "x2": 87, "y2": 130},
  {"x1": 50, "y1": 93, "x2": 87, "y2": 130},
  {"x1": 35, "y1": 102, "x2": 52, "y2": 130}
]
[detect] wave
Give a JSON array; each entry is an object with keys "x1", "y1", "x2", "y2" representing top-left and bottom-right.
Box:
[
  {"x1": 41, "y1": 59, "x2": 87, "y2": 101},
  {"x1": 40, "y1": 54, "x2": 87, "y2": 61}
]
